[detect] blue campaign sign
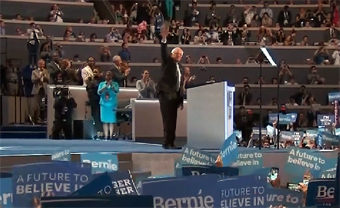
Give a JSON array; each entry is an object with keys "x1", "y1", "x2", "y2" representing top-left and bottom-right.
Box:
[
  {"x1": 218, "y1": 175, "x2": 269, "y2": 208},
  {"x1": 317, "y1": 114, "x2": 336, "y2": 127},
  {"x1": 51, "y1": 149, "x2": 71, "y2": 161},
  {"x1": 81, "y1": 153, "x2": 118, "y2": 174},
  {"x1": 0, "y1": 177, "x2": 13, "y2": 208},
  {"x1": 328, "y1": 92, "x2": 340, "y2": 102},
  {"x1": 181, "y1": 165, "x2": 239, "y2": 178},
  {"x1": 232, "y1": 149, "x2": 264, "y2": 175},
  {"x1": 141, "y1": 175, "x2": 220, "y2": 208},
  {"x1": 269, "y1": 113, "x2": 297, "y2": 124},
  {"x1": 11, "y1": 161, "x2": 92, "y2": 208},
  {"x1": 106, "y1": 170, "x2": 138, "y2": 195},
  {"x1": 306, "y1": 129, "x2": 318, "y2": 139},
  {"x1": 220, "y1": 133, "x2": 238, "y2": 167},
  {"x1": 336, "y1": 128, "x2": 340, "y2": 136},
  {"x1": 252, "y1": 127, "x2": 267, "y2": 140},
  {"x1": 306, "y1": 179, "x2": 337, "y2": 207},
  {"x1": 70, "y1": 172, "x2": 113, "y2": 196},
  {"x1": 284, "y1": 147, "x2": 333, "y2": 183},
  {"x1": 280, "y1": 131, "x2": 303, "y2": 146},
  {"x1": 180, "y1": 146, "x2": 216, "y2": 166},
  {"x1": 266, "y1": 188, "x2": 303, "y2": 208},
  {"x1": 40, "y1": 195, "x2": 154, "y2": 208},
  {"x1": 318, "y1": 131, "x2": 340, "y2": 147}
]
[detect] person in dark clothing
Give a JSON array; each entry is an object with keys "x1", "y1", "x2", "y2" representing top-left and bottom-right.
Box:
[
  {"x1": 51, "y1": 89, "x2": 77, "y2": 139},
  {"x1": 86, "y1": 68, "x2": 104, "y2": 138},
  {"x1": 157, "y1": 25, "x2": 184, "y2": 149},
  {"x1": 111, "y1": 55, "x2": 130, "y2": 87},
  {"x1": 235, "y1": 106, "x2": 253, "y2": 145}
]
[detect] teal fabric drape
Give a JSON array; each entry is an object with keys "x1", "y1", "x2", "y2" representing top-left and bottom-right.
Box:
[{"x1": 165, "y1": 0, "x2": 174, "y2": 20}]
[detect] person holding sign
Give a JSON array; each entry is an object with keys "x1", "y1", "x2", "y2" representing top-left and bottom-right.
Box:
[
  {"x1": 157, "y1": 23, "x2": 184, "y2": 149},
  {"x1": 98, "y1": 71, "x2": 119, "y2": 140}
]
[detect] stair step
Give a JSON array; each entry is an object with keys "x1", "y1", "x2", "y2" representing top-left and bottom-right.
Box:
[
  {"x1": 0, "y1": 132, "x2": 46, "y2": 139},
  {"x1": 0, "y1": 125, "x2": 47, "y2": 132}
]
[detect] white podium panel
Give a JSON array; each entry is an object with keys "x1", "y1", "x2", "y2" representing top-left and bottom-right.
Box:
[{"x1": 187, "y1": 82, "x2": 235, "y2": 149}]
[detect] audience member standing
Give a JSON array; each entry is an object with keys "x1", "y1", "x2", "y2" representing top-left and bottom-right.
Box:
[
  {"x1": 86, "y1": 68, "x2": 104, "y2": 139},
  {"x1": 81, "y1": 57, "x2": 95, "y2": 86},
  {"x1": 31, "y1": 59, "x2": 49, "y2": 123},
  {"x1": 4, "y1": 59, "x2": 21, "y2": 96},
  {"x1": 97, "y1": 71, "x2": 119, "y2": 140},
  {"x1": 136, "y1": 70, "x2": 156, "y2": 98},
  {"x1": 118, "y1": 43, "x2": 131, "y2": 62},
  {"x1": 27, "y1": 22, "x2": 44, "y2": 67},
  {"x1": 111, "y1": 55, "x2": 130, "y2": 87},
  {"x1": 47, "y1": 53, "x2": 61, "y2": 84}
]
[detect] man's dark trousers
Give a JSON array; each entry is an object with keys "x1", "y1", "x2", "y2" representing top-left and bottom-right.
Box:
[
  {"x1": 159, "y1": 92, "x2": 181, "y2": 146},
  {"x1": 51, "y1": 120, "x2": 72, "y2": 139},
  {"x1": 91, "y1": 104, "x2": 103, "y2": 132}
]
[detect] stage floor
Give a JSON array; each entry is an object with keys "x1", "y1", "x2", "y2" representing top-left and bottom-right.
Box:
[{"x1": 0, "y1": 139, "x2": 184, "y2": 156}]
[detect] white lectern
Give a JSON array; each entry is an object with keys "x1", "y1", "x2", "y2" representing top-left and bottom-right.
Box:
[{"x1": 187, "y1": 82, "x2": 235, "y2": 149}]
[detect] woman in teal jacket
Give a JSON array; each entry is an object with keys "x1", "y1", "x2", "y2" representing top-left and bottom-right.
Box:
[{"x1": 97, "y1": 71, "x2": 119, "y2": 140}]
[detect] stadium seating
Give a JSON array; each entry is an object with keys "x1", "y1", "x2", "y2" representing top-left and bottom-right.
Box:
[
  {"x1": 1, "y1": 36, "x2": 335, "y2": 65},
  {"x1": 3, "y1": 20, "x2": 328, "y2": 44},
  {"x1": 176, "y1": 3, "x2": 331, "y2": 26}
]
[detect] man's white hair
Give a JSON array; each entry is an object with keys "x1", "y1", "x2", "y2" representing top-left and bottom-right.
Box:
[
  {"x1": 112, "y1": 55, "x2": 121, "y2": 62},
  {"x1": 171, "y1": 47, "x2": 183, "y2": 55}
]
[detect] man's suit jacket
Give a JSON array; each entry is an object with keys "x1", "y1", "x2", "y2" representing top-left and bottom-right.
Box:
[
  {"x1": 31, "y1": 68, "x2": 50, "y2": 95},
  {"x1": 64, "y1": 68, "x2": 79, "y2": 85},
  {"x1": 277, "y1": 10, "x2": 291, "y2": 26},
  {"x1": 111, "y1": 65, "x2": 127, "y2": 87},
  {"x1": 46, "y1": 61, "x2": 60, "y2": 84},
  {"x1": 157, "y1": 42, "x2": 184, "y2": 102}
]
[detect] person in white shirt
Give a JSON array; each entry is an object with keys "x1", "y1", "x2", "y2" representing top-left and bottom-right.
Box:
[
  {"x1": 50, "y1": 4, "x2": 64, "y2": 22},
  {"x1": 81, "y1": 57, "x2": 95, "y2": 86},
  {"x1": 27, "y1": 22, "x2": 44, "y2": 66},
  {"x1": 332, "y1": 44, "x2": 340, "y2": 65}
]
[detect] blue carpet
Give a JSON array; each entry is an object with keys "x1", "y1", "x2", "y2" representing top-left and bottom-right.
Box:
[{"x1": 0, "y1": 139, "x2": 183, "y2": 156}]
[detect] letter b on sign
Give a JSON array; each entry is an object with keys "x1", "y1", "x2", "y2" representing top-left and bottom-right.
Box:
[{"x1": 316, "y1": 186, "x2": 335, "y2": 198}]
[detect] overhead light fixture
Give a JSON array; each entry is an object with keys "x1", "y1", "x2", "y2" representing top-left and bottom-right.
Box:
[{"x1": 260, "y1": 47, "x2": 277, "y2": 67}]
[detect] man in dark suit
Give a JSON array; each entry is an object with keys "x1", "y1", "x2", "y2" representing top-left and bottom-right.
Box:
[
  {"x1": 157, "y1": 25, "x2": 184, "y2": 149},
  {"x1": 111, "y1": 55, "x2": 130, "y2": 87},
  {"x1": 277, "y1": 5, "x2": 292, "y2": 27},
  {"x1": 47, "y1": 53, "x2": 61, "y2": 84}
]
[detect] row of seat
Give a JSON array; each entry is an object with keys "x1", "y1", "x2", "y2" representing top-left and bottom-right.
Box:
[
  {"x1": 69, "y1": 62, "x2": 340, "y2": 85},
  {"x1": 1, "y1": 0, "x2": 94, "y2": 22},
  {"x1": 185, "y1": 1, "x2": 324, "y2": 5},
  {"x1": 176, "y1": 3, "x2": 331, "y2": 27},
  {"x1": 1, "y1": 36, "x2": 337, "y2": 66},
  {"x1": 3, "y1": 20, "x2": 331, "y2": 44}
]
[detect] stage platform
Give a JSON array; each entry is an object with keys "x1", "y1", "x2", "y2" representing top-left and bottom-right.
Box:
[
  {"x1": 0, "y1": 139, "x2": 185, "y2": 156},
  {"x1": 0, "y1": 138, "x2": 193, "y2": 178}
]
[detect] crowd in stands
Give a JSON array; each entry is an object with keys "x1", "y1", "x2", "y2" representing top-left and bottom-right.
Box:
[{"x1": 0, "y1": 0, "x2": 339, "y2": 47}]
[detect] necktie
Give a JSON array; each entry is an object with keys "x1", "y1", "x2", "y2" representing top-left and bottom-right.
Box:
[{"x1": 176, "y1": 63, "x2": 181, "y2": 91}]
